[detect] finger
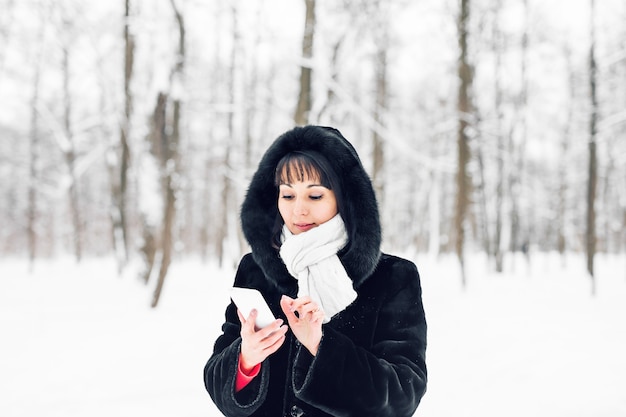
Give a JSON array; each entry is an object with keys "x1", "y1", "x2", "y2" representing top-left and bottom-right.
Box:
[
  {"x1": 280, "y1": 295, "x2": 299, "y2": 323},
  {"x1": 258, "y1": 319, "x2": 285, "y2": 339},
  {"x1": 299, "y1": 302, "x2": 319, "y2": 316},
  {"x1": 237, "y1": 309, "x2": 246, "y2": 324},
  {"x1": 252, "y1": 325, "x2": 287, "y2": 358},
  {"x1": 312, "y1": 309, "x2": 325, "y2": 324},
  {"x1": 262, "y1": 324, "x2": 288, "y2": 347},
  {"x1": 288, "y1": 296, "x2": 313, "y2": 312},
  {"x1": 291, "y1": 299, "x2": 320, "y2": 319},
  {"x1": 263, "y1": 328, "x2": 287, "y2": 354},
  {"x1": 239, "y1": 309, "x2": 257, "y2": 335},
  {"x1": 280, "y1": 294, "x2": 295, "y2": 308}
]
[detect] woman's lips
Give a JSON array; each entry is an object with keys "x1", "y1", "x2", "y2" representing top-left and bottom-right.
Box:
[{"x1": 294, "y1": 223, "x2": 315, "y2": 232}]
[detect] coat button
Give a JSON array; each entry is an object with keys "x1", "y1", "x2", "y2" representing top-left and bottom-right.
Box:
[{"x1": 290, "y1": 405, "x2": 305, "y2": 417}]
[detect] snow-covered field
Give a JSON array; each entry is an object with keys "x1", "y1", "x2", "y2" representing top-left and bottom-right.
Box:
[{"x1": 1, "y1": 252, "x2": 625, "y2": 417}]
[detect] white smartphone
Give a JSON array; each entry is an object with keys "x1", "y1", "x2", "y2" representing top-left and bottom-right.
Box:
[{"x1": 230, "y1": 287, "x2": 276, "y2": 329}]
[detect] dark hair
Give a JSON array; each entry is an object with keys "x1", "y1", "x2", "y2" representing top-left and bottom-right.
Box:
[{"x1": 270, "y1": 151, "x2": 346, "y2": 248}]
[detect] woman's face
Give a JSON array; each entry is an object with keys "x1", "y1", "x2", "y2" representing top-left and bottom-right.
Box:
[{"x1": 278, "y1": 173, "x2": 338, "y2": 235}]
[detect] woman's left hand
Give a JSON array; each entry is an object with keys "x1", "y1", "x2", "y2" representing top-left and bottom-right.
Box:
[{"x1": 280, "y1": 295, "x2": 324, "y2": 355}]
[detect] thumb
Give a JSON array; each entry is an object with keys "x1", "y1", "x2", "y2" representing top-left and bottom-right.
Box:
[{"x1": 238, "y1": 308, "x2": 258, "y2": 333}]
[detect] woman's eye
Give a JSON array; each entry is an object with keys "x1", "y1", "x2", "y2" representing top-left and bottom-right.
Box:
[
  {"x1": 309, "y1": 195, "x2": 322, "y2": 200},
  {"x1": 281, "y1": 194, "x2": 294, "y2": 200}
]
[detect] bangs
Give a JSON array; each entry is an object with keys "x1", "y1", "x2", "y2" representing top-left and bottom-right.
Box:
[{"x1": 274, "y1": 152, "x2": 331, "y2": 188}]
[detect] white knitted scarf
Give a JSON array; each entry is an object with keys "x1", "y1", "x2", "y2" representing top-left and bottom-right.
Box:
[{"x1": 280, "y1": 215, "x2": 357, "y2": 323}]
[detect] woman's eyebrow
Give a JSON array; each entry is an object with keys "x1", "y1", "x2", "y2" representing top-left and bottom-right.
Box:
[{"x1": 279, "y1": 182, "x2": 324, "y2": 188}]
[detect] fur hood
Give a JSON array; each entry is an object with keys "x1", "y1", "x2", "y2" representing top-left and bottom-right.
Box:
[{"x1": 240, "y1": 125, "x2": 381, "y2": 290}]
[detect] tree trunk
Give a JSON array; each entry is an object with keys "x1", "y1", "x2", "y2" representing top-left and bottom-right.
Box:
[
  {"x1": 475, "y1": 139, "x2": 491, "y2": 260},
  {"x1": 216, "y1": 147, "x2": 230, "y2": 267},
  {"x1": 110, "y1": 0, "x2": 133, "y2": 271},
  {"x1": 492, "y1": 0, "x2": 505, "y2": 273},
  {"x1": 215, "y1": 3, "x2": 239, "y2": 268},
  {"x1": 61, "y1": 38, "x2": 82, "y2": 263},
  {"x1": 151, "y1": 99, "x2": 178, "y2": 308},
  {"x1": 317, "y1": 37, "x2": 344, "y2": 124},
  {"x1": 140, "y1": 92, "x2": 168, "y2": 285},
  {"x1": 558, "y1": 45, "x2": 574, "y2": 260},
  {"x1": 119, "y1": 0, "x2": 133, "y2": 261},
  {"x1": 372, "y1": 24, "x2": 388, "y2": 208},
  {"x1": 427, "y1": 169, "x2": 441, "y2": 259},
  {"x1": 294, "y1": 0, "x2": 316, "y2": 126},
  {"x1": 509, "y1": 0, "x2": 529, "y2": 268},
  {"x1": 27, "y1": 18, "x2": 44, "y2": 266},
  {"x1": 455, "y1": 0, "x2": 473, "y2": 287},
  {"x1": 586, "y1": 0, "x2": 598, "y2": 295},
  {"x1": 151, "y1": 0, "x2": 185, "y2": 308}
]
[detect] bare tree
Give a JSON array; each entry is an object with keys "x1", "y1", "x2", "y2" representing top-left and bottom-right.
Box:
[
  {"x1": 148, "y1": 90, "x2": 179, "y2": 308},
  {"x1": 371, "y1": 0, "x2": 389, "y2": 207},
  {"x1": 149, "y1": 0, "x2": 186, "y2": 308},
  {"x1": 557, "y1": 44, "x2": 575, "y2": 261},
  {"x1": 455, "y1": 0, "x2": 473, "y2": 287},
  {"x1": 215, "y1": 2, "x2": 242, "y2": 268},
  {"x1": 294, "y1": 0, "x2": 316, "y2": 125},
  {"x1": 139, "y1": 93, "x2": 165, "y2": 287},
  {"x1": 474, "y1": 126, "x2": 491, "y2": 261},
  {"x1": 0, "y1": 0, "x2": 16, "y2": 79},
  {"x1": 27, "y1": 5, "x2": 47, "y2": 266},
  {"x1": 138, "y1": 0, "x2": 185, "y2": 307},
  {"x1": 199, "y1": 3, "x2": 225, "y2": 263},
  {"x1": 492, "y1": 0, "x2": 505, "y2": 273},
  {"x1": 586, "y1": 0, "x2": 598, "y2": 294},
  {"x1": 107, "y1": 0, "x2": 134, "y2": 273},
  {"x1": 316, "y1": 35, "x2": 344, "y2": 125},
  {"x1": 510, "y1": 0, "x2": 530, "y2": 261},
  {"x1": 60, "y1": 15, "x2": 83, "y2": 263}
]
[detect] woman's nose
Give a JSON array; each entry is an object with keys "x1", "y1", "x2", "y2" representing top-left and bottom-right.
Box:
[{"x1": 293, "y1": 199, "x2": 308, "y2": 215}]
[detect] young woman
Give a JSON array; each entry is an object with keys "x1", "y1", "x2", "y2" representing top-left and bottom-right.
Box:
[{"x1": 204, "y1": 125, "x2": 427, "y2": 417}]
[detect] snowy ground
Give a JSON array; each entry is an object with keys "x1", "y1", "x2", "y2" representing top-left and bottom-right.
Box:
[{"x1": 1, "y1": 252, "x2": 625, "y2": 417}]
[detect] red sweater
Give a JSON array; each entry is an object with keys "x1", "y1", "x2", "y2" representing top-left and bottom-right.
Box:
[{"x1": 235, "y1": 354, "x2": 261, "y2": 392}]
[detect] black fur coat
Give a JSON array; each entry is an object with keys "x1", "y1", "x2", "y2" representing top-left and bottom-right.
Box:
[{"x1": 204, "y1": 126, "x2": 427, "y2": 417}]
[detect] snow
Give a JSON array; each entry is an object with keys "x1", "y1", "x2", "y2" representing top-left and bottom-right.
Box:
[{"x1": 1, "y1": 253, "x2": 625, "y2": 417}]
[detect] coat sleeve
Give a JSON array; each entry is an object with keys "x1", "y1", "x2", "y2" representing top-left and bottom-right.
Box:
[
  {"x1": 291, "y1": 259, "x2": 427, "y2": 417},
  {"x1": 203, "y1": 255, "x2": 271, "y2": 417}
]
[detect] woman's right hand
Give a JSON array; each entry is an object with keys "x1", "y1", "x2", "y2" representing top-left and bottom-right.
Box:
[{"x1": 238, "y1": 309, "x2": 288, "y2": 372}]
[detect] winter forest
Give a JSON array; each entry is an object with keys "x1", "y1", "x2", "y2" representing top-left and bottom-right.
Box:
[
  {"x1": 2, "y1": 0, "x2": 626, "y2": 299},
  {"x1": 2, "y1": 0, "x2": 626, "y2": 416}
]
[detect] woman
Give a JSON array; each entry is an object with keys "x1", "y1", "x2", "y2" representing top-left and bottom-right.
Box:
[{"x1": 204, "y1": 125, "x2": 427, "y2": 417}]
